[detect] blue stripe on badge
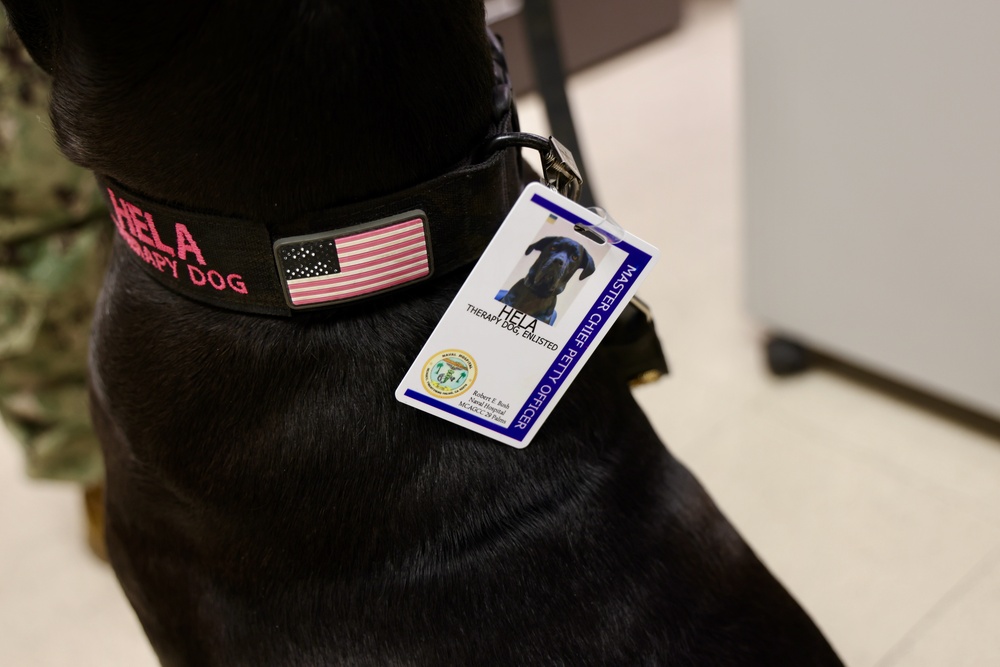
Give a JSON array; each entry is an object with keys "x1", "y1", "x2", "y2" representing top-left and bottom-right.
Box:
[
  {"x1": 506, "y1": 247, "x2": 652, "y2": 438},
  {"x1": 408, "y1": 192, "x2": 653, "y2": 443},
  {"x1": 529, "y1": 193, "x2": 589, "y2": 225},
  {"x1": 403, "y1": 389, "x2": 511, "y2": 436}
]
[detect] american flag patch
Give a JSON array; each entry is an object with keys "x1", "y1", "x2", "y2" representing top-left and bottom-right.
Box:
[{"x1": 275, "y1": 213, "x2": 430, "y2": 308}]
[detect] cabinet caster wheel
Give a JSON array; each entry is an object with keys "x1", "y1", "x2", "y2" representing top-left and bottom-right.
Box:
[{"x1": 766, "y1": 337, "x2": 811, "y2": 376}]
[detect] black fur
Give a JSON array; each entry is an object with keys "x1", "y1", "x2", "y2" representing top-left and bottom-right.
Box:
[{"x1": 5, "y1": 1, "x2": 843, "y2": 664}]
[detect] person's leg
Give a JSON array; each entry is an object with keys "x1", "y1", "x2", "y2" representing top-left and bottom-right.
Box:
[{"x1": 0, "y1": 19, "x2": 110, "y2": 558}]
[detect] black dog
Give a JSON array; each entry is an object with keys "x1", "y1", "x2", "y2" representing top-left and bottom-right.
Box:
[
  {"x1": 496, "y1": 236, "x2": 595, "y2": 324},
  {"x1": 6, "y1": 1, "x2": 842, "y2": 664}
]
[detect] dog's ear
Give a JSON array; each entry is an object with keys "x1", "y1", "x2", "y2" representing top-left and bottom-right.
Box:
[
  {"x1": 3, "y1": 0, "x2": 60, "y2": 72},
  {"x1": 525, "y1": 237, "x2": 556, "y2": 256},
  {"x1": 578, "y1": 250, "x2": 595, "y2": 280}
]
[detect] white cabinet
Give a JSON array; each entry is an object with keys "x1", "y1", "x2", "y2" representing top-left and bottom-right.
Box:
[{"x1": 743, "y1": 0, "x2": 1000, "y2": 418}]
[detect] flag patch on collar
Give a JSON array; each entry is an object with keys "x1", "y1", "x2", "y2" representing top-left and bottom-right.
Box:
[{"x1": 274, "y1": 212, "x2": 431, "y2": 309}]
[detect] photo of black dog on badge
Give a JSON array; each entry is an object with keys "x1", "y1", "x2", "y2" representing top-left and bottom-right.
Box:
[{"x1": 495, "y1": 229, "x2": 605, "y2": 325}]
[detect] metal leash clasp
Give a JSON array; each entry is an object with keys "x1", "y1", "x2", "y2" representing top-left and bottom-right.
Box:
[
  {"x1": 540, "y1": 136, "x2": 583, "y2": 202},
  {"x1": 476, "y1": 132, "x2": 584, "y2": 202}
]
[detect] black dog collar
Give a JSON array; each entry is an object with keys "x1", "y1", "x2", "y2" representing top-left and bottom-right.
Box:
[
  {"x1": 95, "y1": 31, "x2": 527, "y2": 317},
  {"x1": 98, "y1": 138, "x2": 521, "y2": 317}
]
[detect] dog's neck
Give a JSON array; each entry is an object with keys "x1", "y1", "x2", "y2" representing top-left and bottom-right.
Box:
[{"x1": 32, "y1": 1, "x2": 495, "y2": 227}]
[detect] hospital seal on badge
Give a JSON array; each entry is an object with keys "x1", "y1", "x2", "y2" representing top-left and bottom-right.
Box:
[{"x1": 422, "y1": 350, "x2": 477, "y2": 398}]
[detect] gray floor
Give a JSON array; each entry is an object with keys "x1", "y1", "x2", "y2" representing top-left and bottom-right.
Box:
[{"x1": 3, "y1": 1, "x2": 1000, "y2": 664}]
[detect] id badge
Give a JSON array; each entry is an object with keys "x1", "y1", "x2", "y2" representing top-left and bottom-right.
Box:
[{"x1": 395, "y1": 182, "x2": 659, "y2": 448}]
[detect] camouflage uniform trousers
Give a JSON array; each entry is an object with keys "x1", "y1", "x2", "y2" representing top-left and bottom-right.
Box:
[{"x1": 1, "y1": 20, "x2": 110, "y2": 485}]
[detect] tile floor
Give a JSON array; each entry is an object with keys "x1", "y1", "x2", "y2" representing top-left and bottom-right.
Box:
[{"x1": 3, "y1": 1, "x2": 999, "y2": 664}]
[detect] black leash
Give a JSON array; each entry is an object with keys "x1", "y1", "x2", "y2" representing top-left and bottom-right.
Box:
[{"x1": 523, "y1": 0, "x2": 596, "y2": 207}]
